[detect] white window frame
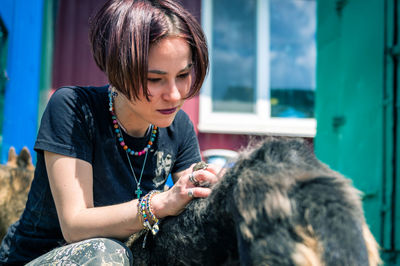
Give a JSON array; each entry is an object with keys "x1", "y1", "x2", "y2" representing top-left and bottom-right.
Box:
[{"x1": 199, "y1": 0, "x2": 316, "y2": 137}]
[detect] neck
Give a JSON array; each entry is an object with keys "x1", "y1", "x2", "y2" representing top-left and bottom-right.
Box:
[{"x1": 113, "y1": 93, "x2": 150, "y2": 137}]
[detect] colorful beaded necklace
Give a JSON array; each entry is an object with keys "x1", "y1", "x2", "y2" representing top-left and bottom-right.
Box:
[
  {"x1": 108, "y1": 90, "x2": 157, "y2": 157},
  {"x1": 108, "y1": 88, "x2": 158, "y2": 198}
]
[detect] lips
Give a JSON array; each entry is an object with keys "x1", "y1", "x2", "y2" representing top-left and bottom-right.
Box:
[{"x1": 157, "y1": 107, "x2": 177, "y2": 115}]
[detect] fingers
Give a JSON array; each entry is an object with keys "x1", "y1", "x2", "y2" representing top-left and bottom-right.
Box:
[
  {"x1": 187, "y1": 188, "x2": 194, "y2": 198},
  {"x1": 187, "y1": 187, "x2": 212, "y2": 199},
  {"x1": 202, "y1": 163, "x2": 223, "y2": 175},
  {"x1": 173, "y1": 162, "x2": 226, "y2": 207},
  {"x1": 190, "y1": 162, "x2": 223, "y2": 175},
  {"x1": 188, "y1": 170, "x2": 219, "y2": 187},
  {"x1": 192, "y1": 161, "x2": 209, "y2": 172},
  {"x1": 188, "y1": 172, "x2": 200, "y2": 186}
]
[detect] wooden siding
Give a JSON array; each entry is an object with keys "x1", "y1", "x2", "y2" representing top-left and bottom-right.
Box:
[{"x1": 52, "y1": 0, "x2": 108, "y2": 90}]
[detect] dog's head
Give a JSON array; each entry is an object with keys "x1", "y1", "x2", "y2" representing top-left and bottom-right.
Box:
[
  {"x1": 0, "y1": 147, "x2": 34, "y2": 193},
  {"x1": 0, "y1": 147, "x2": 35, "y2": 241}
]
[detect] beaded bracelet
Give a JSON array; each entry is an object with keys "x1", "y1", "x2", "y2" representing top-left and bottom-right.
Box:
[
  {"x1": 137, "y1": 199, "x2": 144, "y2": 229},
  {"x1": 146, "y1": 190, "x2": 161, "y2": 235},
  {"x1": 139, "y1": 195, "x2": 150, "y2": 249},
  {"x1": 139, "y1": 190, "x2": 161, "y2": 235},
  {"x1": 139, "y1": 194, "x2": 152, "y2": 231}
]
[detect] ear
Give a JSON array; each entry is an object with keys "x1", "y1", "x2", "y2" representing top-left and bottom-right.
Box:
[
  {"x1": 17, "y1": 147, "x2": 34, "y2": 171},
  {"x1": 7, "y1": 146, "x2": 17, "y2": 167}
]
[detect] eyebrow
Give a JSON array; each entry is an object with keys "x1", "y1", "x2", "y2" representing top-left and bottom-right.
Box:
[{"x1": 148, "y1": 63, "x2": 193, "y2": 75}]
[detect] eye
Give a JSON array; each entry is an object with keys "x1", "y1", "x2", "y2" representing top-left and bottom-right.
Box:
[
  {"x1": 147, "y1": 77, "x2": 161, "y2": 83},
  {"x1": 177, "y1": 72, "x2": 190, "y2": 79}
]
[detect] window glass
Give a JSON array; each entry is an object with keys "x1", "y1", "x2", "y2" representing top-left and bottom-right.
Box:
[
  {"x1": 269, "y1": 0, "x2": 316, "y2": 118},
  {"x1": 211, "y1": 0, "x2": 257, "y2": 113}
]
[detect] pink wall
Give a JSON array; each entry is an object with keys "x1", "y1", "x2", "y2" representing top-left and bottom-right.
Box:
[
  {"x1": 180, "y1": 0, "x2": 201, "y2": 134},
  {"x1": 198, "y1": 133, "x2": 253, "y2": 152},
  {"x1": 52, "y1": 0, "x2": 108, "y2": 90}
]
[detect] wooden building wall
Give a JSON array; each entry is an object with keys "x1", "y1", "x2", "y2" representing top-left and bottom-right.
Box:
[{"x1": 0, "y1": 0, "x2": 45, "y2": 163}]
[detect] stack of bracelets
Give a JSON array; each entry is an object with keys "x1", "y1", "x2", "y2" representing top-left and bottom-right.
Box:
[{"x1": 138, "y1": 190, "x2": 161, "y2": 237}]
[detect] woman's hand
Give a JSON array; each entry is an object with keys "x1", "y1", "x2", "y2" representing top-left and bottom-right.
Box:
[{"x1": 150, "y1": 163, "x2": 223, "y2": 218}]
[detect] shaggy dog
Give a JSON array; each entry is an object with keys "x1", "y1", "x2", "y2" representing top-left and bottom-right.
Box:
[
  {"x1": 0, "y1": 147, "x2": 34, "y2": 241},
  {"x1": 128, "y1": 137, "x2": 381, "y2": 266}
]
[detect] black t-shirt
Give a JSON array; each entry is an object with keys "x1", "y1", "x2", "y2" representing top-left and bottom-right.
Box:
[{"x1": 0, "y1": 85, "x2": 201, "y2": 264}]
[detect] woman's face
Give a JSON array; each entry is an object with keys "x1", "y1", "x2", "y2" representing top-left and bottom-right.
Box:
[{"x1": 118, "y1": 36, "x2": 193, "y2": 135}]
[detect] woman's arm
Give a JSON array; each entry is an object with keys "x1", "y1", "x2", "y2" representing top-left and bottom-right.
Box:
[
  {"x1": 46, "y1": 150, "x2": 222, "y2": 243},
  {"x1": 45, "y1": 151, "x2": 144, "y2": 243}
]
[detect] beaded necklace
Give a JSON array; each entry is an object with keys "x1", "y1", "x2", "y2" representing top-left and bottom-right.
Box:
[
  {"x1": 108, "y1": 88, "x2": 158, "y2": 198},
  {"x1": 108, "y1": 91, "x2": 157, "y2": 156}
]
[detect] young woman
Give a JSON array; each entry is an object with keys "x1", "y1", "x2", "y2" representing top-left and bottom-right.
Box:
[{"x1": 0, "y1": 0, "x2": 217, "y2": 264}]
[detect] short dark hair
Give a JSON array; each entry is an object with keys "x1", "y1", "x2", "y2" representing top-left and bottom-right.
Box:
[{"x1": 89, "y1": 0, "x2": 209, "y2": 100}]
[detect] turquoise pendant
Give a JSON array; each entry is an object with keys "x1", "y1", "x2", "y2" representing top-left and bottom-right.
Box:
[{"x1": 135, "y1": 187, "x2": 143, "y2": 199}]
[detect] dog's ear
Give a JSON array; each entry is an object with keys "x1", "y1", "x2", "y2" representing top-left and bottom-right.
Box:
[
  {"x1": 17, "y1": 147, "x2": 34, "y2": 171},
  {"x1": 7, "y1": 147, "x2": 17, "y2": 168}
]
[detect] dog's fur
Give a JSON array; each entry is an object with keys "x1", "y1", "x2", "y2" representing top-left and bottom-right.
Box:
[
  {"x1": 128, "y1": 137, "x2": 381, "y2": 266},
  {"x1": 0, "y1": 147, "x2": 34, "y2": 241}
]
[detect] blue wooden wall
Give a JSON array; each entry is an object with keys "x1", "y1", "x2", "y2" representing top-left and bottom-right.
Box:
[{"x1": 0, "y1": 0, "x2": 45, "y2": 163}]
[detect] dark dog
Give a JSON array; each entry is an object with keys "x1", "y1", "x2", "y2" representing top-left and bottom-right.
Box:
[
  {"x1": 0, "y1": 147, "x2": 34, "y2": 241},
  {"x1": 130, "y1": 137, "x2": 381, "y2": 265}
]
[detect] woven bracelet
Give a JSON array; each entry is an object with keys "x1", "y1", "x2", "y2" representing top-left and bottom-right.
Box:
[
  {"x1": 139, "y1": 191, "x2": 162, "y2": 235},
  {"x1": 146, "y1": 190, "x2": 161, "y2": 235},
  {"x1": 137, "y1": 197, "x2": 146, "y2": 230},
  {"x1": 139, "y1": 194, "x2": 152, "y2": 231}
]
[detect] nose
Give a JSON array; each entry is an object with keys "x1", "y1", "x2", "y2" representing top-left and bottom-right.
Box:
[{"x1": 163, "y1": 81, "x2": 182, "y2": 102}]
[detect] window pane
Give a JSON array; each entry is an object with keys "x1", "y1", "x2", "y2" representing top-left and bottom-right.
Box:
[
  {"x1": 270, "y1": 0, "x2": 316, "y2": 118},
  {"x1": 212, "y1": 0, "x2": 257, "y2": 113}
]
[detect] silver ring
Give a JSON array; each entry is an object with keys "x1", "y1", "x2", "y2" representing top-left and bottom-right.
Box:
[
  {"x1": 187, "y1": 188, "x2": 194, "y2": 198},
  {"x1": 189, "y1": 173, "x2": 200, "y2": 186},
  {"x1": 193, "y1": 161, "x2": 209, "y2": 172}
]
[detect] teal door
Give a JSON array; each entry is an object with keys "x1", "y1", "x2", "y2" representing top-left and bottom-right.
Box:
[
  {"x1": 382, "y1": 0, "x2": 400, "y2": 263},
  {"x1": 315, "y1": 0, "x2": 399, "y2": 264}
]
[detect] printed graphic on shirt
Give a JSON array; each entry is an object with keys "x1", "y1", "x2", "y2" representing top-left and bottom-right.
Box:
[{"x1": 154, "y1": 151, "x2": 172, "y2": 187}]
